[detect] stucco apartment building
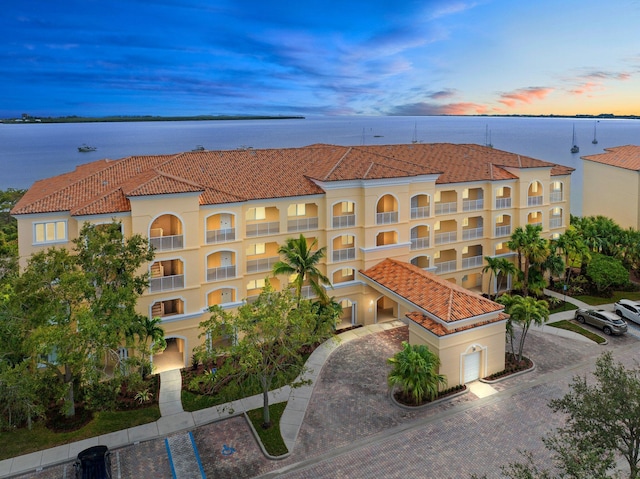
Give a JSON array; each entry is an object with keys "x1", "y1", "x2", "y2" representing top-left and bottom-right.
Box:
[
  {"x1": 582, "y1": 145, "x2": 640, "y2": 229},
  {"x1": 12, "y1": 143, "x2": 573, "y2": 385}
]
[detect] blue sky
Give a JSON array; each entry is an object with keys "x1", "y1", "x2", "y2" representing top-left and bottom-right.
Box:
[{"x1": 2, "y1": 0, "x2": 639, "y2": 117}]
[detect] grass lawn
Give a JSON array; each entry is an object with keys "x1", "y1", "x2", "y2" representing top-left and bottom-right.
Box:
[
  {"x1": 546, "y1": 320, "x2": 606, "y2": 344},
  {"x1": 548, "y1": 301, "x2": 578, "y2": 314},
  {"x1": 246, "y1": 402, "x2": 288, "y2": 456},
  {"x1": 573, "y1": 290, "x2": 640, "y2": 306},
  {"x1": 0, "y1": 406, "x2": 161, "y2": 461}
]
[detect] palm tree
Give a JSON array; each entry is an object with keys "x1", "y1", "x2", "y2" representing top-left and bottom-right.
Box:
[
  {"x1": 273, "y1": 234, "x2": 331, "y2": 306},
  {"x1": 554, "y1": 226, "x2": 589, "y2": 283},
  {"x1": 495, "y1": 257, "x2": 517, "y2": 295},
  {"x1": 387, "y1": 341, "x2": 447, "y2": 405},
  {"x1": 497, "y1": 295, "x2": 549, "y2": 362},
  {"x1": 482, "y1": 256, "x2": 501, "y2": 298},
  {"x1": 136, "y1": 316, "x2": 166, "y2": 377},
  {"x1": 509, "y1": 224, "x2": 549, "y2": 296}
]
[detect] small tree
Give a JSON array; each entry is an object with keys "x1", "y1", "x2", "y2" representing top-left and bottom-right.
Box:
[
  {"x1": 586, "y1": 253, "x2": 629, "y2": 294},
  {"x1": 387, "y1": 341, "x2": 446, "y2": 405},
  {"x1": 497, "y1": 294, "x2": 549, "y2": 362},
  {"x1": 199, "y1": 280, "x2": 334, "y2": 427}
]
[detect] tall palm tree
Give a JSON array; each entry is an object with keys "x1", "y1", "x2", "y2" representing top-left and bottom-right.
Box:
[
  {"x1": 509, "y1": 224, "x2": 549, "y2": 296},
  {"x1": 273, "y1": 234, "x2": 331, "y2": 306},
  {"x1": 495, "y1": 257, "x2": 517, "y2": 295},
  {"x1": 482, "y1": 256, "x2": 501, "y2": 298},
  {"x1": 554, "y1": 226, "x2": 589, "y2": 283},
  {"x1": 387, "y1": 341, "x2": 447, "y2": 404},
  {"x1": 497, "y1": 294, "x2": 549, "y2": 362}
]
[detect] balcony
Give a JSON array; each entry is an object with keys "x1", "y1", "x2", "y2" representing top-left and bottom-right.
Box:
[
  {"x1": 149, "y1": 274, "x2": 184, "y2": 293},
  {"x1": 550, "y1": 217, "x2": 562, "y2": 228},
  {"x1": 435, "y1": 231, "x2": 457, "y2": 245},
  {"x1": 462, "y1": 198, "x2": 484, "y2": 212},
  {"x1": 289, "y1": 285, "x2": 317, "y2": 299},
  {"x1": 462, "y1": 227, "x2": 483, "y2": 241},
  {"x1": 332, "y1": 214, "x2": 355, "y2": 228},
  {"x1": 376, "y1": 211, "x2": 398, "y2": 225},
  {"x1": 246, "y1": 221, "x2": 280, "y2": 237},
  {"x1": 411, "y1": 206, "x2": 430, "y2": 219},
  {"x1": 550, "y1": 191, "x2": 563, "y2": 203},
  {"x1": 246, "y1": 256, "x2": 279, "y2": 274},
  {"x1": 528, "y1": 195, "x2": 543, "y2": 207},
  {"x1": 150, "y1": 234, "x2": 184, "y2": 252},
  {"x1": 495, "y1": 197, "x2": 511, "y2": 209},
  {"x1": 206, "y1": 228, "x2": 236, "y2": 244},
  {"x1": 288, "y1": 217, "x2": 319, "y2": 232},
  {"x1": 435, "y1": 202, "x2": 457, "y2": 215},
  {"x1": 435, "y1": 260, "x2": 456, "y2": 274},
  {"x1": 333, "y1": 248, "x2": 356, "y2": 262},
  {"x1": 495, "y1": 225, "x2": 511, "y2": 237},
  {"x1": 411, "y1": 237, "x2": 430, "y2": 250},
  {"x1": 462, "y1": 255, "x2": 483, "y2": 269},
  {"x1": 207, "y1": 265, "x2": 237, "y2": 282}
]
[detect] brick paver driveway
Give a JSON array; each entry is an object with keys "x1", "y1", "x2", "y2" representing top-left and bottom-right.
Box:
[{"x1": 17, "y1": 325, "x2": 638, "y2": 478}]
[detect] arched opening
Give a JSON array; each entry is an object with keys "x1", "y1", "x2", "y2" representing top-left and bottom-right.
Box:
[
  {"x1": 206, "y1": 213, "x2": 236, "y2": 243},
  {"x1": 332, "y1": 201, "x2": 356, "y2": 228},
  {"x1": 411, "y1": 255, "x2": 431, "y2": 269},
  {"x1": 376, "y1": 194, "x2": 398, "y2": 224},
  {"x1": 495, "y1": 214, "x2": 512, "y2": 237},
  {"x1": 332, "y1": 235, "x2": 355, "y2": 262},
  {"x1": 153, "y1": 337, "x2": 185, "y2": 373},
  {"x1": 208, "y1": 288, "x2": 237, "y2": 307},
  {"x1": 206, "y1": 250, "x2": 237, "y2": 281},
  {"x1": 150, "y1": 214, "x2": 184, "y2": 251},
  {"x1": 376, "y1": 230, "x2": 398, "y2": 247},
  {"x1": 410, "y1": 225, "x2": 430, "y2": 250},
  {"x1": 527, "y1": 181, "x2": 543, "y2": 206},
  {"x1": 410, "y1": 194, "x2": 431, "y2": 219},
  {"x1": 495, "y1": 186, "x2": 512, "y2": 209},
  {"x1": 333, "y1": 267, "x2": 355, "y2": 284},
  {"x1": 376, "y1": 296, "x2": 397, "y2": 323},
  {"x1": 550, "y1": 207, "x2": 563, "y2": 229},
  {"x1": 149, "y1": 259, "x2": 184, "y2": 292}
]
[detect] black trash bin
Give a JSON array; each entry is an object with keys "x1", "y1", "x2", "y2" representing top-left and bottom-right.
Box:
[{"x1": 74, "y1": 445, "x2": 112, "y2": 479}]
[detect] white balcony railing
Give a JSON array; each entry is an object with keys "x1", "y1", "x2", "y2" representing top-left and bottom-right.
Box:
[
  {"x1": 246, "y1": 221, "x2": 280, "y2": 237},
  {"x1": 435, "y1": 231, "x2": 457, "y2": 245},
  {"x1": 550, "y1": 217, "x2": 562, "y2": 228},
  {"x1": 149, "y1": 274, "x2": 184, "y2": 293},
  {"x1": 435, "y1": 202, "x2": 457, "y2": 215},
  {"x1": 462, "y1": 198, "x2": 484, "y2": 212},
  {"x1": 495, "y1": 197, "x2": 511, "y2": 209},
  {"x1": 462, "y1": 255, "x2": 484, "y2": 269},
  {"x1": 207, "y1": 265, "x2": 236, "y2": 282},
  {"x1": 529, "y1": 221, "x2": 543, "y2": 228},
  {"x1": 411, "y1": 206, "x2": 430, "y2": 219},
  {"x1": 410, "y1": 237, "x2": 430, "y2": 250},
  {"x1": 332, "y1": 214, "x2": 356, "y2": 228},
  {"x1": 528, "y1": 195, "x2": 543, "y2": 206},
  {"x1": 246, "y1": 256, "x2": 279, "y2": 274},
  {"x1": 376, "y1": 211, "x2": 398, "y2": 224},
  {"x1": 435, "y1": 260, "x2": 456, "y2": 274},
  {"x1": 333, "y1": 247, "x2": 356, "y2": 262},
  {"x1": 288, "y1": 217, "x2": 319, "y2": 232},
  {"x1": 550, "y1": 191, "x2": 563, "y2": 203},
  {"x1": 462, "y1": 227, "x2": 484, "y2": 241},
  {"x1": 150, "y1": 234, "x2": 184, "y2": 251},
  {"x1": 206, "y1": 228, "x2": 235, "y2": 244},
  {"x1": 495, "y1": 225, "x2": 511, "y2": 237}
]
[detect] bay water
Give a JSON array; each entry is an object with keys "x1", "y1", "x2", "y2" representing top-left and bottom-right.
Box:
[{"x1": 1, "y1": 115, "x2": 639, "y2": 215}]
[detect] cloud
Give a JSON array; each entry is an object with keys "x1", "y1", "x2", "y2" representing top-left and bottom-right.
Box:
[
  {"x1": 387, "y1": 101, "x2": 488, "y2": 116},
  {"x1": 428, "y1": 89, "x2": 457, "y2": 100},
  {"x1": 497, "y1": 87, "x2": 554, "y2": 108}
]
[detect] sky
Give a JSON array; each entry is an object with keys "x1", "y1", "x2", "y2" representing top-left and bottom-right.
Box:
[{"x1": 2, "y1": 0, "x2": 640, "y2": 118}]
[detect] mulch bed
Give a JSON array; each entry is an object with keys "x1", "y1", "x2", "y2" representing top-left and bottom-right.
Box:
[{"x1": 482, "y1": 353, "x2": 533, "y2": 381}]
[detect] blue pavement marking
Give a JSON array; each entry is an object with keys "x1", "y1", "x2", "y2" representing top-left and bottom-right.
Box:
[
  {"x1": 165, "y1": 433, "x2": 206, "y2": 479},
  {"x1": 165, "y1": 437, "x2": 178, "y2": 479},
  {"x1": 189, "y1": 431, "x2": 207, "y2": 479}
]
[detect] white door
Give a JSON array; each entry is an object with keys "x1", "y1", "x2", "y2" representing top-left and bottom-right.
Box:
[
  {"x1": 464, "y1": 351, "x2": 481, "y2": 383},
  {"x1": 220, "y1": 214, "x2": 232, "y2": 230},
  {"x1": 220, "y1": 251, "x2": 232, "y2": 267},
  {"x1": 220, "y1": 289, "x2": 232, "y2": 304}
]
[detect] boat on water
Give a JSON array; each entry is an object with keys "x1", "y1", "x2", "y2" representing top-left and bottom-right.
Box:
[
  {"x1": 570, "y1": 125, "x2": 579, "y2": 153},
  {"x1": 592, "y1": 121, "x2": 598, "y2": 144},
  {"x1": 485, "y1": 124, "x2": 493, "y2": 148},
  {"x1": 411, "y1": 122, "x2": 418, "y2": 144},
  {"x1": 192, "y1": 145, "x2": 206, "y2": 151},
  {"x1": 78, "y1": 144, "x2": 97, "y2": 152}
]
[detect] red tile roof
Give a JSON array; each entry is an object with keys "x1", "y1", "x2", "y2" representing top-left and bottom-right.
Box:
[
  {"x1": 359, "y1": 259, "x2": 504, "y2": 325},
  {"x1": 12, "y1": 143, "x2": 573, "y2": 216},
  {"x1": 581, "y1": 145, "x2": 640, "y2": 171}
]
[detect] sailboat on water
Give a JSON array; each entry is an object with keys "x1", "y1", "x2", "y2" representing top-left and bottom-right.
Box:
[
  {"x1": 485, "y1": 125, "x2": 493, "y2": 148},
  {"x1": 570, "y1": 124, "x2": 579, "y2": 153},
  {"x1": 592, "y1": 121, "x2": 599, "y2": 144},
  {"x1": 411, "y1": 122, "x2": 418, "y2": 144}
]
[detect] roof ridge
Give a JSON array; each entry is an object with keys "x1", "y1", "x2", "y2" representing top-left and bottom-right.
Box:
[{"x1": 321, "y1": 146, "x2": 351, "y2": 181}]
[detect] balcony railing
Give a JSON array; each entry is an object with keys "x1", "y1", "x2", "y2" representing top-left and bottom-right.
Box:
[
  {"x1": 550, "y1": 217, "x2": 562, "y2": 228},
  {"x1": 529, "y1": 221, "x2": 543, "y2": 228},
  {"x1": 435, "y1": 260, "x2": 456, "y2": 274},
  {"x1": 435, "y1": 231, "x2": 457, "y2": 245},
  {"x1": 288, "y1": 217, "x2": 319, "y2": 232},
  {"x1": 149, "y1": 274, "x2": 184, "y2": 293},
  {"x1": 435, "y1": 201, "x2": 457, "y2": 215},
  {"x1": 462, "y1": 227, "x2": 484, "y2": 241},
  {"x1": 246, "y1": 221, "x2": 280, "y2": 237},
  {"x1": 410, "y1": 237, "x2": 430, "y2": 250},
  {"x1": 462, "y1": 255, "x2": 484, "y2": 269},
  {"x1": 462, "y1": 198, "x2": 484, "y2": 212},
  {"x1": 495, "y1": 197, "x2": 511, "y2": 209},
  {"x1": 207, "y1": 265, "x2": 236, "y2": 282},
  {"x1": 410, "y1": 206, "x2": 430, "y2": 219},
  {"x1": 495, "y1": 225, "x2": 511, "y2": 237},
  {"x1": 550, "y1": 191, "x2": 563, "y2": 203},
  {"x1": 333, "y1": 247, "x2": 356, "y2": 262},
  {"x1": 376, "y1": 211, "x2": 398, "y2": 224},
  {"x1": 206, "y1": 228, "x2": 235, "y2": 244},
  {"x1": 528, "y1": 195, "x2": 543, "y2": 206},
  {"x1": 289, "y1": 285, "x2": 317, "y2": 299},
  {"x1": 246, "y1": 256, "x2": 279, "y2": 274},
  {"x1": 150, "y1": 234, "x2": 184, "y2": 252},
  {"x1": 332, "y1": 214, "x2": 356, "y2": 228}
]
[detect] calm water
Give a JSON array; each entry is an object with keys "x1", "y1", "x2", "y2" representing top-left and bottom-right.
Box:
[{"x1": 2, "y1": 116, "x2": 639, "y2": 215}]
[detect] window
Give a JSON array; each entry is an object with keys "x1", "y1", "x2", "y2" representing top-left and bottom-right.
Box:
[
  {"x1": 288, "y1": 203, "x2": 306, "y2": 217},
  {"x1": 246, "y1": 207, "x2": 266, "y2": 221},
  {"x1": 552, "y1": 181, "x2": 562, "y2": 191},
  {"x1": 34, "y1": 220, "x2": 67, "y2": 244},
  {"x1": 340, "y1": 201, "x2": 354, "y2": 214},
  {"x1": 247, "y1": 278, "x2": 266, "y2": 290},
  {"x1": 247, "y1": 243, "x2": 266, "y2": 255},
  {"x1": 552, "y1": 207, "x2": 561, "y2": 216},
  {"x1": 531, "y1": 182, "x2": 539, "y2": 193}
]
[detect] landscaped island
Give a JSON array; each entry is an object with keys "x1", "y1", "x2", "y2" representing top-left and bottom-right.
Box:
[{"x1": 1, "y1": 114, "x2": 305, "y2": 124}]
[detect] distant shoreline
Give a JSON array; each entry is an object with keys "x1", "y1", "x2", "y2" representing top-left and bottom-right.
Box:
[{"x1": 0, "y1": 115, "x2": 306, "y2": 124}]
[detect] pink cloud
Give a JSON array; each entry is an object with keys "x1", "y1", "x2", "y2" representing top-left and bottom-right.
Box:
[{"x1": 497, "y1": 87, "x2": 554, "y2": 108}]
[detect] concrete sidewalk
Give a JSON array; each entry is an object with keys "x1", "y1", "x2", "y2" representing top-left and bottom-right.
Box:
[{"x1": 0, "y1": 321, "x2": 405, "y2": 478}]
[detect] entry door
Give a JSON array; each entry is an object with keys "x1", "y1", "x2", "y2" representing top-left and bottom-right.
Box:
[
  {"x1": 220, "y1": 289, "x2": 232, "y2": 304},
  {"x1": 220, "y1": 251, "x2": 232, "y2": 267},
  {"x1": 464, "y1": 351, "x2": 481, "y2": 383},
  {"x1": 220, "y1": 214, "x2": 232, "y2": 230}
]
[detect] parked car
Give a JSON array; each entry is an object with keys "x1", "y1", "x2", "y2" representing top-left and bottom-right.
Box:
[
  {"x1": 614, "y1": 299, "x2": 640, "y2": 325},
  {"x1": 574, "y1": 308, "x2": 628, "y2": 335},
  {"x1": 74, "y1": 445, "x2": 112, "y2": 479}
]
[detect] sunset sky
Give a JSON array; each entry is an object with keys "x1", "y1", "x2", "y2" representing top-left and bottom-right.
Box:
[{"x1": 2, "y1": 0, "x2": 639, "y2": 118}]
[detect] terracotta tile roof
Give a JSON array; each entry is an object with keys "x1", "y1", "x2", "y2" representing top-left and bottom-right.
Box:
[
  {"x1": 581, "y1": 145, "x2": 640, "y2": 171},
  {"x1": 359, "y1": 259, "x2": 504, "y2": 323},
  {"x1": 12, "y1": 143, "x2": 573, "y2": 216},
  {"x1": 406, "y1": 311, "x2": 509, "y2": 336}
]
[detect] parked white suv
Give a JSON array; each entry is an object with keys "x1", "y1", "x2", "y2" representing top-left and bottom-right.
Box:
[{"x1": 614, "y1": 299, "x2": 640, "y2": 325}]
